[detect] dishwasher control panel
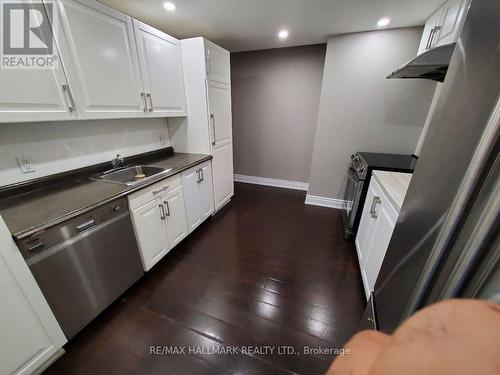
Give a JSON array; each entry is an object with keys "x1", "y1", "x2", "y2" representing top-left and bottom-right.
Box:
[{"x1": 17, "y1": 197, "x2": 128, "y2": 260}]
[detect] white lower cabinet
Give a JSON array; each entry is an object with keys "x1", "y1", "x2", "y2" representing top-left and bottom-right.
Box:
[
  {"x1": 163, "y1": 187, "x2": 189, "y2": 248},
  {"x1": 355, "y1": 177, "x2": 399, "y2": 300},
  {"x1": 129, "y1": 175, "x2": 188, "y2": 271},
  {"x1": 181, "y1": 161, "x2": 214, "y2": 233},
  {"x1": 130, "y1": 198, "x2": 170, "y2": 271},
  {"x1": 0, "y1": 217, "x2": 67, "y2": 375}
]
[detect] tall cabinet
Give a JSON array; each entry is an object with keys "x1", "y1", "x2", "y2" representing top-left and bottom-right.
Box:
[{"x1": 169, "y1": 38, "x2": 234, "y2": 212}]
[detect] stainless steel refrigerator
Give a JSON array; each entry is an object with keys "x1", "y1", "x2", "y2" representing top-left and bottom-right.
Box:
[{"x1": 365, "y1": 0, "x2": 500, "y2": 332}]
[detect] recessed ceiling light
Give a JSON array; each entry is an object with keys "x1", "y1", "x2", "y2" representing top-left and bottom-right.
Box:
[
  {"x1": 163, "y1": 2, "x2": 176, "y2": 11},
  {"x1": 278, "y1": 30, "x2": 289, "y2": 39},
  {"x1": 377, "y1": 17, "x2": 391, "y2": 27}
]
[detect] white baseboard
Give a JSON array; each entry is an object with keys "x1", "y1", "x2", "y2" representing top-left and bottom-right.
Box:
[
  {"x1": 304, "y1": 194, "x2": 346, "y2": 209},
  {"x1": 234, "y1": 174, "x2": 309, "y2": 191}
]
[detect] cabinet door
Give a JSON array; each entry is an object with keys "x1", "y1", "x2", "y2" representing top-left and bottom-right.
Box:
[
  {"x1": 0, "y1": 3, "x2": 76, "y2": 124},
  {"x1": 212, "y1": 141, "x2": 234, "y2": 211},
  {"x1": 434, "y1": 0, "x2": 469, "y2": 47},
  {"x1": 199, "y1": 161, "x2": 215, "y2": 219},
  {"x1": 163, "y1": 187, "x2": 189, "y2": 248},
  {"x1": 0, "y1": 218, "x2": 66, "y2": 375},
  {"x1": 130, "y1": 199, "x2": 170, "y2": 271},
  {"x1": 363, "y1": 193, "x2": 398, "y2": 297},
  {"x1": 52, "y1": 0, "x2": 145, "y2": 119},
  {"x1": 355, "y1": 182, "x2": 377, "y2": 267},
  {"x1": 205, "y1": 40, "x2": 230, "y2": 85},
  {"x1": 207, "y1": 81, "x2": 233, "y2": 211},
  {"x1": 207, "y1": 81, "x2": 232, "y2": 145},
  {"x1": 133, "y1": 20, "x2": 186, "y2": 117},
  {"x1": 417, "y1": 8, "x2": 442, "y2": 54},
  {"x1": 181, "y1": 166, "x2": 202, "y2": 233}
]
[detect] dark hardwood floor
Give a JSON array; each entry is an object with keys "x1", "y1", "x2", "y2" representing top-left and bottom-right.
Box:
[{"x1": 44, "y1": 182, "x2": 365, "y2": 375}]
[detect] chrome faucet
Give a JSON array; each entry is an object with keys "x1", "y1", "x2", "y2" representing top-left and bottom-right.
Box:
[{"x1": 111, "y1": 154, "x2": 124, "y2": 169}]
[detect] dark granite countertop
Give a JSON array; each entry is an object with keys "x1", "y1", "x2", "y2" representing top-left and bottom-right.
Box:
[{"x1": 0, "y1": 150, "x2": 211, "y2": 240}]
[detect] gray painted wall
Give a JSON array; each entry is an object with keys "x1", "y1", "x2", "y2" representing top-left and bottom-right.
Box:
[
  {"x1": 308, "y1": 27, "x2": 436, "y2": 199},
  {"x1": 231, "y1": 44, "x2": 326, "y2": 183}
]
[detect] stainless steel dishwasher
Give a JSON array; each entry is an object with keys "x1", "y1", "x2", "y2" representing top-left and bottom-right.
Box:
[{"x1": 17, "y1": 198, "x2": 143, "y2": 339}]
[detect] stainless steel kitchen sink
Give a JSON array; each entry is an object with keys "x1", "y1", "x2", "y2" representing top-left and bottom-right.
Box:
[{"x1": 90, "y1": 165, "x2": 172, "y2": 186}]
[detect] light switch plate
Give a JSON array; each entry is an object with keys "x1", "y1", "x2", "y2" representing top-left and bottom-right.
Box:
[{"x1": 16, "y1": 155, "x2": 36, "y2": 173}]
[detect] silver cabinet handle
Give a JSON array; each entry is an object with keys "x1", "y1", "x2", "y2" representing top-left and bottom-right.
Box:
[
  {"x1": 200, "y1": 168, "x2": 204, "y2": 181},
  {"x1": 140, "y1": 92, "x2": 148, "y2": 112},
  {"x1": 164, "y1": 201, "x2": 170, "y2": 217},
  {"x1": 76, "y1": 219, "x2": 95, "y2": 232},
  {"x1": 146, "y1": 93, "x2": 153, "y2": 112},
  {"x1": 370, "y1": 196, "x2": 382, "y2": 218},
  {"x1": 159, "y1": 204, "x2": 166, "y2": 220},
  {"x1": 153, "y1": 185, "x2": 169, "y2": 195},
  {"x1": 210, "y1": 114, "x2": 216, "y2": 145},
  {"x1": 196, "y1": 169, "x2": 201, "y2": 183},
  {"x1": 62, "y1": 84, "x2": 76, "y2": 112},
  {"x1": 426, "y1": 27, "x2": 436, "y2": 50},
  {"x1": 430, "y1": 25, "x2": 441, "y2": 48}
]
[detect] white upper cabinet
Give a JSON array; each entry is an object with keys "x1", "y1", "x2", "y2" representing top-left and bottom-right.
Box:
[
  {"x1": 52, "y1": 0, "x2": 145, "y2": 119},
  {"x1": 417, "y1": 8, "x2": 443, "y2": 55},
  {"x1": 434, "y1": 0, "x2": 469, "y2": 46},
  {"x1": 205, "y1": 39, "x2": 231, "y2": 85},
  {"x1": 0, "y1": 3, "x2": 76, "y2": 124},
  {"x1": 417, "y1": 0, "x2": 469, "y2": 55},
  {"x1": 133, "y1": 20, "x2": 186, "y2": 117}
]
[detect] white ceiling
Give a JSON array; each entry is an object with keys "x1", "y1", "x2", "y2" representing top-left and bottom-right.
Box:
[{"x1": 99, "y1": 0, "x2": 445, "y2": 52}]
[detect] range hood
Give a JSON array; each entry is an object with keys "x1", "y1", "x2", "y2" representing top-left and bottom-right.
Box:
[{"x1": 387, "y1": 43, "x2": 456, "y2": 82}]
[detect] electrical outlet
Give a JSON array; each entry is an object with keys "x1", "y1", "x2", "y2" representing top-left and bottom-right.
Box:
[
  {"x1": 159, "y1": 135, "x2": 166, "y2": 145},
  {"x1": 16, "y1": 155, "x2": 36, "y2": 174}
]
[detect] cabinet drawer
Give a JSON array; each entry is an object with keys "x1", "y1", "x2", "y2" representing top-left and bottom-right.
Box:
[{"x1": 128, "y1": 174, "x2": 181, "y2": 210}]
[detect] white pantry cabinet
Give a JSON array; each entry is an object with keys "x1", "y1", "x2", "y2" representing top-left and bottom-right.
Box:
[
  {"x1": 51, "y1": 0, "x2": 146, "y2": 119},
  {"x1": 181, "y1": 161, "x2": 214, "y2": 233},
  {"x1": 129, "y1": 175, "x2": 188, "y2": 271},
  {"x1": 171, "y1": 37, "x2": 234, "y2": 213},
  {"x1": 133, "y1": 20, "x2": 186, "y2": 117},
  {"x1": 0, "y1": 216, "x2": 67, "y2": 375},
  {"x1": 355, "y1": 176, "x2": 399, "y2": 300},
  {"x1": 207, "y1": 81, "x2": 234, "y2": 210},
  {"x1": 417, "y1": 0, "x2": 469, "y2": 55}
]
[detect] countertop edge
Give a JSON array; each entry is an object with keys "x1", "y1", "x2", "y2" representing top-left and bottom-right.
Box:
[
  {"x1": 12, "y1": 155, "x2": 212, "y2": 240},
  {"x1": 372, "y1": 170, "x2": 412, "y2": 212}
]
